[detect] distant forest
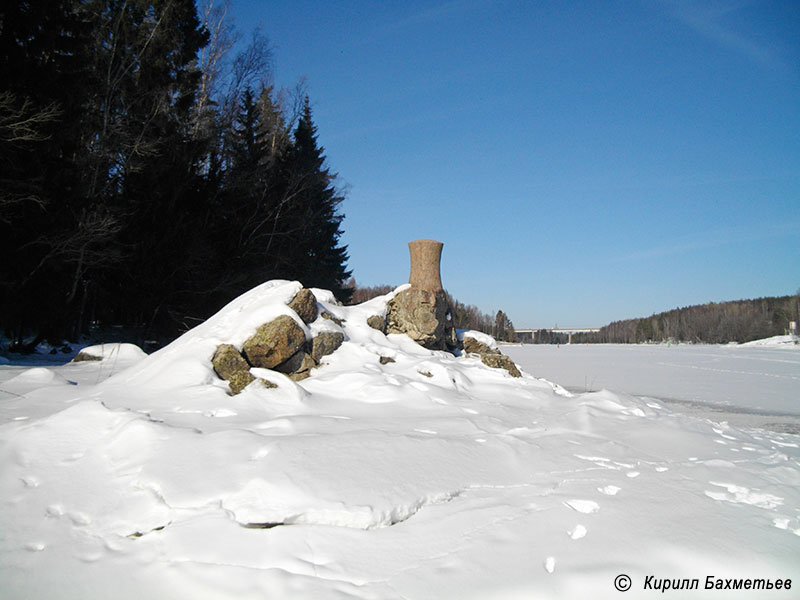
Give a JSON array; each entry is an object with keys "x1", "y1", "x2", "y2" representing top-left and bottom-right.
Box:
[
  {"x1": 546, "y1": 295, "x2": 800, "y2": 345},
  {"x1": 1, "y1": 1, "x2": 351, "y2": 349}
]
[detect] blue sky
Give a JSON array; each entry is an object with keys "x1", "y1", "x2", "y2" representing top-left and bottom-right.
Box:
[{"x1": 229, "y1": 0, "x2": 799, "y2": 328}]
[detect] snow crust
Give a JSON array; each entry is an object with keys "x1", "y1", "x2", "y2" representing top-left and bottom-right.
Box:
[{"x1": 1, "y1": 282, "x2": 799, "y2": 599}]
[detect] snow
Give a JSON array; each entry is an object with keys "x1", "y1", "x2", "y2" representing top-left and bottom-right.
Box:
[
  {"x1": 504, "y1": 343, "x2": 800, "y2": 430},
  {"x1": 73, "y1": 342, "x2": 149, "y2": 363},
  {"x1": 1, "y1": 283, "x2": 799, "y2": 599},
  {"x1": 457, "y1": 329, "x2": 499, "y2": 350},
  {"x1": 740, "y1": 334, "x2": 799, "y2": 348}
]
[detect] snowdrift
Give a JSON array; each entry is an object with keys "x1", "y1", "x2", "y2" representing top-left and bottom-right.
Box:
[{"x1": 1, "y1": 281, "x2": 798, "y2": 599}]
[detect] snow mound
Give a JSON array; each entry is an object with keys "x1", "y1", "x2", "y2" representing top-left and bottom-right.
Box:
[
  {"x1": 76, "y1": 342, "x2": 149, "y2": 362},
  {"x1": 3, "y1": 367, "x2": 76, "y2": 392},
  {"x1": 1, "y1": 280, "x2": 799, "y2": 599},
  {"x1": 739, "y1": 335, "x2": 799, "y2": 348}
]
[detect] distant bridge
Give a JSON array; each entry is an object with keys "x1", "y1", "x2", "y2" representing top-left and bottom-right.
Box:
[{"x1": 514, "y1": 328, "x2": 600, "y2": 343}]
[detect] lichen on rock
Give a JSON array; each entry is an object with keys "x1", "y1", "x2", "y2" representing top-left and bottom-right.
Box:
[
  {"x1": 242, "y1": 315, "x2": 306, "y2": 369},
  {"x1": 275, "y1": 350, "x2": 315, "y2": 379},
  {"x1": 322, "y1": 311, "x2": 343, "y2": 326},
  {"x1": 288, "y1": 288, "x2": 318, "y2": 325},
  {"x1": 227, "y1": 369, "x2": 257, "y2": 394},
  {"x1": 311, "y1": 331, "x2": 344, "y2": 363},
  {"x1": 212, "y1": 344, "x2": 248, "y2": 379},
  {"x1": 366, "y1": 314, "x2": 386, "y2": 332},
  {"x1": 462, "y1": 336, "x2": 500, "y2": 356},
  {"x1": 480, "y1": 353, "x2": 522, "y2": 378},
  {"x1": 212, "y1": 344, "x2": 255, "y2": 394}
]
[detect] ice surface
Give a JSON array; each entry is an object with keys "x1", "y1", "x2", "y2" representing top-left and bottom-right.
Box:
[
  {"x1": 1, "y1": 286, "x2": 799, "y2": 599},
  {"x1": 505, "y1": 343, "x2": 800, "y2": 429}
]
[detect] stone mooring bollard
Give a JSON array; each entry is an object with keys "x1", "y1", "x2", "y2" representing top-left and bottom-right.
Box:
[
  {"x1": 408, "y1": 239, "x2": 443, "y2": 292},
  {"x1": 386, "y1": 238, "x2": 456, "y2": 351},
  {"x1": 387, "y1": 239, "x2": 520, "y2": 375}
]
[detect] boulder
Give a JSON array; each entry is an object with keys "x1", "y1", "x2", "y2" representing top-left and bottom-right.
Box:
[
  {"x1": 288, "y1": 288, "x2": 318, "y2": 324},
  {"x1": 212, "y1": 344, "x2": 255, "y2": 394},
  {"x1": 275, "y1": 350, "x2": 315, "y2": 378},
  {"x1": 480, "y1": 353, "x2": 521, "y2": 378},
  {"x1": 228, "y1": 369, "x2": 257, "y2": 394},
  {"x1": 242, "y1": 315, "x2": 306, "y2": 369},
  {"x1": 311, "y1": 331, "x2": 344, "y2": 362},
  {"x1": 73, "y1": 351, "x2": 102, "y2": 362},
  {"x1": 366, "y1": 314, "x2": 386, "y2": 332},
  {"x1": 386, "y1": 287, "x2": 450, "y2": 350},
  {"x1": 463, "y1": 336, "x2": 500, "y2": 356},
  {"x1": 212, "y1": 344, "x2": 249, "y2": 379},
  {"x1": 322, "y1": 311, "x2": 343, "y2": 326}
]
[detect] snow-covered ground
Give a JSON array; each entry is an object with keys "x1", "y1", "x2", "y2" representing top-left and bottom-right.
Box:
[
  {"x1": 1, "y1": 282, "x2": 799, "y2": 599},
  {"x1": 504, "y1": 342, "x2": 800, "y2": 433}
]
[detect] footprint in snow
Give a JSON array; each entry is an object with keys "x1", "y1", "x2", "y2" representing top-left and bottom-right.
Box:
[
  {"x1": 771, "y1": 517, "x2": 800, "y2": 536},
  {"x1": 544, "y1": 556, "x2": 556, "y2": 573},
  {"x1": 69, "y1": 512, "x2": 92, "y2": 526},
  {"x1": 598, "y1": 485, "x2": 620, "y2": 496},
  {"x1": 564, "y1": 499, "x2": 599, "y2": 514},
  {"x1": 568, "y1": 524, "x2": 587, "y2": 539},
  {"x1": 705, "y1": 482, "x2": 783, "y2": 509}
]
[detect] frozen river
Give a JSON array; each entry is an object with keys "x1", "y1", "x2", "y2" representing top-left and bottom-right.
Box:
[{"x1": 504, "y1": 343, "x2": 800, "y2": 433}]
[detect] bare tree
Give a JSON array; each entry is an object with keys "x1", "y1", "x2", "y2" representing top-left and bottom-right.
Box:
[
  {"x1": 0, "y1": 92, "x2": 61, "y2": 220},
  {"x1": 193, "y1": 0, "x2": 237, "y2": 139},
  {"x1": 0, "y1": 92, "x2": 61, "y2": 144}
]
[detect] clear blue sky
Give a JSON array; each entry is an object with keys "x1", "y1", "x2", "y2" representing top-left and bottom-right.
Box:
[{"x1": 229, "y1": 0, "x2": 799, "y2": 328}]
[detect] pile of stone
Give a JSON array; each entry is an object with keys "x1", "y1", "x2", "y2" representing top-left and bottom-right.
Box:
[
  {"x1": 368, "y1": 239, "x2": 521, "y2": 378},
  {"x1": 212, "y1": 288, "x2": 344, "y2": 394},
  {"x1": 460, "y1": 334, "x2": 521, "y2": 378},
  {"x1": 210, "y1": 240, "x2": 522, "y2": 393}
]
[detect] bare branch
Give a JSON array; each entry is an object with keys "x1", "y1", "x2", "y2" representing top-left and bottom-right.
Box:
[{"x1": 0, "y1": 92, "x2": 61, "y2": 144}]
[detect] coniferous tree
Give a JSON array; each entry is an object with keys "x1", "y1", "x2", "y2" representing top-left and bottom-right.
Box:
[
  {"x1": 279, "y1": 97, "x2": 351, "y2": 301},
  {"x1": 81, "y1": 0, "x2": 210, "y2": 339},
  {"x1": 0, "y1": 0, "x2": 96, "y2": 344},
  {"x1": 1, "y1": 1, "x2": 356, "y2": 348},
  {"x1": 212, "y1": 85, "x2": 282, "y2": 299}
]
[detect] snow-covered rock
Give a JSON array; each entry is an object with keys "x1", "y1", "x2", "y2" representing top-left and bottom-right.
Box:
[
  {"x1": 73, "y1": 342, "x2": 147, "y2": 363},
  {"x1": 458, "y1": 329, "x2": 499, "y2": 351}
]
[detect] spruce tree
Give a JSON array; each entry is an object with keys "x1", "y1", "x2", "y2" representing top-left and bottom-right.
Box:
[
  {"x1": 0, "y1": 0, "x2": 96, "y2": 344},
  {"x1": 84, "y1": 0, "x2": 210, "y2": 339},
  {"x1": 280, "y1": 97, "x2": 351, "y2": 301}
]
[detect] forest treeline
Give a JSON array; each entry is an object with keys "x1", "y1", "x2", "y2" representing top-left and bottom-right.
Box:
[
  {"x1": 564, "y1": 295, "x2": 800, "y2": 345},
  {"x1": 1, "y1": 1, "x2": 350, "y2": 349},
  {"x1": 348, "y1": 282, "x2": 517, "y2": 342}
]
